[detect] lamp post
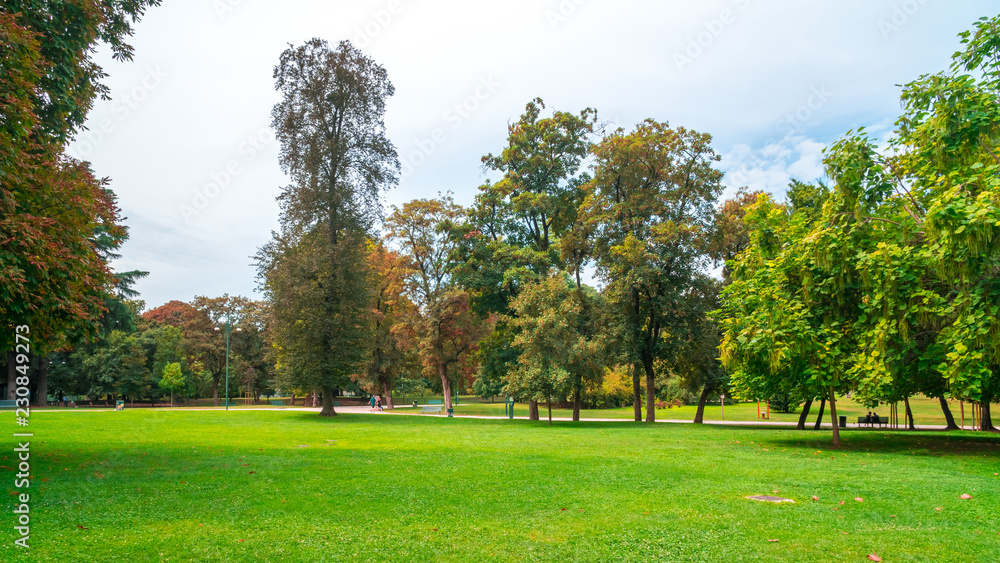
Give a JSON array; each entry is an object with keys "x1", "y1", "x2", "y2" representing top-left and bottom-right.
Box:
[{"x1": 214, "y1": 314, "x2": 241, "y2": 410}]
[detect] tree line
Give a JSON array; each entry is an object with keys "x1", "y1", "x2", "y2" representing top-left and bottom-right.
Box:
[
  {"x1": 718, "y1": 14, "x2": 1000, "y2": 444},
  {"x1": 5, "y1": 2, "x2": 998, "y2": 444},
  {"x1": 257, "y1": 39, "x2": 743, "y2": 423}
]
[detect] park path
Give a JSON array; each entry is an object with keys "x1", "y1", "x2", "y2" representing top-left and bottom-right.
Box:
[{"x1": 353, "y1": 405, "x2": 953, "y2": 430}]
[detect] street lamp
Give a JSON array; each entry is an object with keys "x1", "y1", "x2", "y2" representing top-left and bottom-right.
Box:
[{"x1": 214, "y1": 314, "x2": 242, "y2": 410}]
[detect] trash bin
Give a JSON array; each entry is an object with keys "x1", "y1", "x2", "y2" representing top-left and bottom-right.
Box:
[
  {"x1": 413, "y1": 400, "x2": 418, "y2": 408},
  {"x1": 447, "y1": 408, "x2": 454, "y2": 418},
  {"x1": 116, "y1": 400, "x2": 125, "y2": 411},
  {"x1": 839, "y1": 415, "x2": 846, "y2": 428}
]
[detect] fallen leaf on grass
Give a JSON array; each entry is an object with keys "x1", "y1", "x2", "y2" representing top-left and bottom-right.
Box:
[
  {"x1": 767, "y1": 539, "x2": 779, "y2": 543},
  {"x1": 855, "y1": 497, "x2": 864, "y2": 502},
  {"x1": 868, "y1": 553, "x2": 882, "y2": 562},
  {"x1": 961, "y1": 494, "x2": 972, "y2": 499},
  {"x1": 812, "y1": 496, "x2": 819, "y2": 501},
  {"x1": 935, "y1": 507, "x2": 942, "y2": 511},
  {"x1": 77, "y1": 525, "x2": 89, "y2": 530},
  {"x1": 839, "y1": 501, "x2": 845, "y2": 505}
]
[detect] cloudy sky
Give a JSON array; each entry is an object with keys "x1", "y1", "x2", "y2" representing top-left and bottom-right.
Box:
[{"x1": 68, "y1": 0, "x2": 996, "y2": 309}]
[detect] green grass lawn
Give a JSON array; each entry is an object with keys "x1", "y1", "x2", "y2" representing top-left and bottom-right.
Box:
[{"x1": 3, "y1": 410, "x2": 998, "y2": 562}]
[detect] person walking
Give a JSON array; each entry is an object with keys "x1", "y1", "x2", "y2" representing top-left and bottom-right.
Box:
[
  {"x1": 375, "y1": 395, "x2": 383, "y2": 412},
  {"x1": 369, "y1": 395, "x2": 377, "y2": 412}
]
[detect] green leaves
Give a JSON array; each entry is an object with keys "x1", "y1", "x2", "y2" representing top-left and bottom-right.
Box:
[{"x1": 721, "y1": 14, "x2": 1000, "y2": 429}]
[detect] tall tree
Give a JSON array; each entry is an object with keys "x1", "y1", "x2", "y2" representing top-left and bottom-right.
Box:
[
  {"x1": 260, "y1": 39, "x2": 399, "y2": 416},
  {"x1": 466, "y1": 98, "x2": 597, "y2": 419},
  {"x1": 508, "y1": 275, "x2": 606, "y2": 424},
  {"x1": 2, "y1": 0, "x2": 159, "y2": 361},
  {"x1": 386, "y1": 196, "x2": 487, "y2": 411},
  {"x1": 587, "y1": 119, "x2": 724, "y2": 422},
  {"x1": 354, "y1": 242, "x2": 418, "y2": 409}
]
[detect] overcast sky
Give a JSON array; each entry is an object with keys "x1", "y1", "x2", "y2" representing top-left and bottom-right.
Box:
[{"x1": 68, "y1": 0, "x2": 996, "y2": 309}]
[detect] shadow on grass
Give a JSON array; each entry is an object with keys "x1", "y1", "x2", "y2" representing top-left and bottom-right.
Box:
[{"x1": 759, "y1": 428, "x2": 1000, "y2": 456}]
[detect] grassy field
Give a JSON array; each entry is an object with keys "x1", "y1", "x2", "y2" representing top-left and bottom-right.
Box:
[{"x1": 3, "y1": 410, "x2": 998, "y2": 562}]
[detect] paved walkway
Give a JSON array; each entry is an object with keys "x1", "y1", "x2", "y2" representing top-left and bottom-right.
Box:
[{"x1": 353, "y1": 405, "x2": 955, "y2": 430}]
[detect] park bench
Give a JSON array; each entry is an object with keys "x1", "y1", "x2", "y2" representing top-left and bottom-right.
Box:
[
  {"x1": 420, "y1": 405, "x2": 442, "y2": 414},
  {"x1": 270, "y1": 400, "x2": 284, "y2": 406},
  {"x1": 0, "y1": 400, "x2": 16, "y2": 409},
  {"x1": 857, "y1": 416, "x2": 889, "y2": 428},
  {"x1": 428, "y1": 400, "x2": 443, "y2": 405}
]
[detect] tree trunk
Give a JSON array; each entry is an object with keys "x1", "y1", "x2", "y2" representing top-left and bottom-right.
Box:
[
  {"x1": 382, "y1": 380, "x2": 394, "y2": 410},
  {"x1": 904, "y1": 396, "x2": 915, "y2": 430},
  {"x1": 313, "y1": 388, "x2": 320, "y2": 407},
  {"x1": 437, "y1": 360, "x2": 452, "y2": 411},
  {"x1": 693, "y1": 384, "x2": 713, "y2": 424},
  {"x1": 938, "y1": 396, "x2": 959, "y2": 430},
  {"x1": 829, "y1": 387, "x2": 840, "y2": 447},
  {"x1": 6, "y1": 352, "x2": 16, "y2": 400},
  {"x1": 981, "y1": 400, "x2": 995, "y2": 431},
  {"x1": 797, "y1": 398, "x2": 813, "y2": 430},
  {"x1": 548, "y1": 396, "x2": 552, "y2": 426},
  {"x1": 572, "y1": 383, "x2": 581, "y2": 422},
  {"x1": 212, "y1": 373, "x2": 220, "y2": 407},
  {"x1": 814, "y1": 397, "x2": 826, "y2": 430},
  {"x1": 632, "y1": 363, "x2": 642, "y2": 422},
  {"x1": 529, "y1": 401, "x2": 539, "y2": 421},
  {"x1": 33, "y1": 355, "x2": 49, "y2": 407},
  {"x1": 644, "y1": 359, "x2": 656, "y2": 423},
  {"x1": 319, "y1": 387, "x2": 337, "y2": 416}
]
